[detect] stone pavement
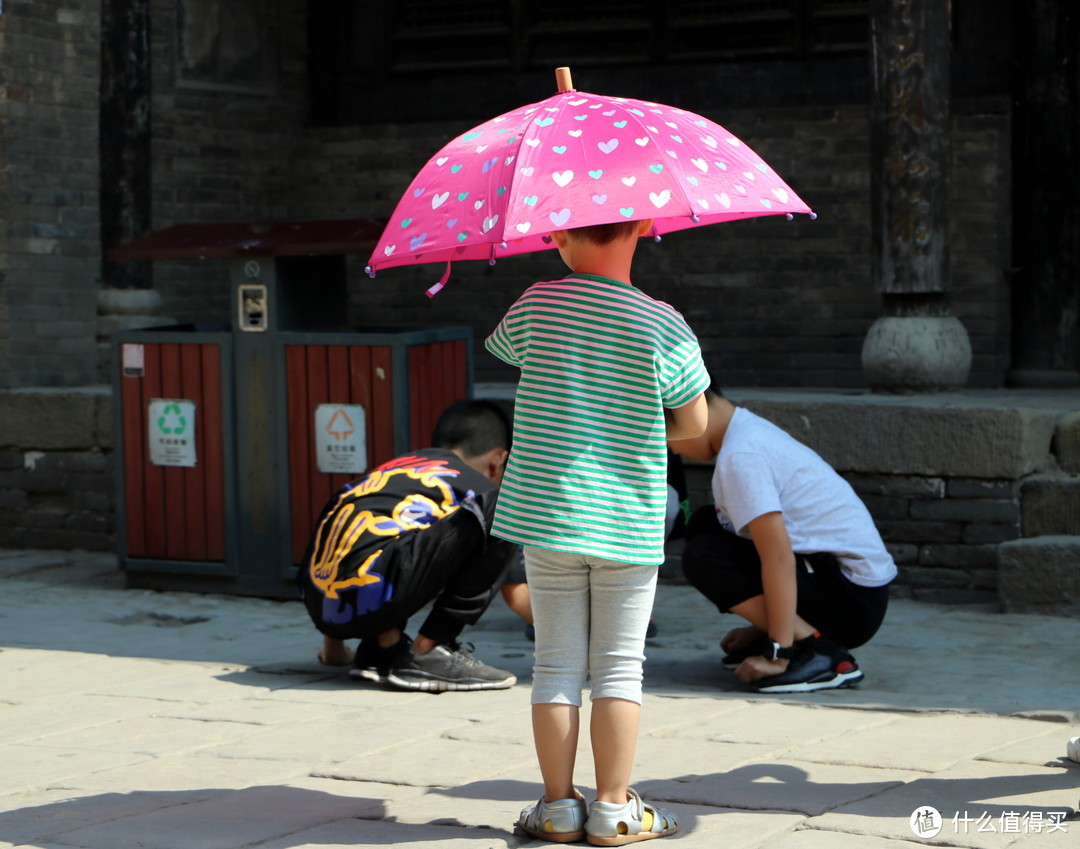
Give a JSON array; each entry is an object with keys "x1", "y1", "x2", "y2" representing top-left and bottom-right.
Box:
[{"x1": 1, "y1": 548, "x2": 1077, "y2": 849}]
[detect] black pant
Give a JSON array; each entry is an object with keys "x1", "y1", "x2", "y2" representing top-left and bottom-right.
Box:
[
  {"x1": 299, "y1": 496, "x2": 517, "y2": 645},
  {"x1": 681, "y1": 506, "x2": 889, "y2": 649}
]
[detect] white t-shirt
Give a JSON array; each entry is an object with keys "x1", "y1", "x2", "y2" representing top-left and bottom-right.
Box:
[{"x1": 712, "y1": 407, "x2": 897, "y2": 588}]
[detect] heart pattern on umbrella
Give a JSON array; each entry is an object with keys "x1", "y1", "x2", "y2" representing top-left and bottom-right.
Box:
[{"x1": 369, "y1": 89, "x2": 812, "y2": 275}]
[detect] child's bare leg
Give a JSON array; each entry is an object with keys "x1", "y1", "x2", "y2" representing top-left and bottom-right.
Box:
[
  {"x1": 501, "y1": 582, "x2": 534, "y2": 624},
  {"x1": 730, "y1": 595, "x2": 817, "y2": 640},
  {"x1": 591, "y1": 697, "x2": 639, "y2": 804},
  {"x1": 532, "y1": 703, "x2": 579, "y2": 801},
  {"x1": 318, "y1": 635, "x2": 354, "y2": 666}
]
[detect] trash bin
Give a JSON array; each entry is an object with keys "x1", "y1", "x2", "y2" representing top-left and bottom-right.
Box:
[{"x1": 109, "y1": 219, "x2": 472, "y2": 598}]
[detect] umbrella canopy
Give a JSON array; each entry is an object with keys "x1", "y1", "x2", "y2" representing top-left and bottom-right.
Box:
[{"x1": 367, "y1": 69, "x2": 812, "y2": 289}]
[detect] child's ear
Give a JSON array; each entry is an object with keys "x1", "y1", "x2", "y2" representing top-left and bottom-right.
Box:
[
  {"x1": 551, "y1": 230, "x2": 569, "y2": 248},
  {"x1": 635, "y1": 219, "x2": 654, "y2": 237}
]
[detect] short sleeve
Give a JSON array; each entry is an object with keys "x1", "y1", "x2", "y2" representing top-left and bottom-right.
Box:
[
  {"x1": 657, "y1": 315, "x2": 709, "y2": 409},
  {"x1": 485, "y1": 299, "x2": 526, "y2": 368},
  {"x1": 715, "y1": 451, "x2": 783, "y2": 534}
]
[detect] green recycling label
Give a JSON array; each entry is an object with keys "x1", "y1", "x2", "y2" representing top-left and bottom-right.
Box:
[{"x1": 148, "y1": 399, "x2": 197, "y2": 467}]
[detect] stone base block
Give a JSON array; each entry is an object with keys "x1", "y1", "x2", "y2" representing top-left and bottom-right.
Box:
[
  {"x1": 0, "y1": 387, "x2": 113, "y2": 450},
  {"x1": 998, "y1": 536, "x2": 1080, "y2": 616},
  {"x1": 1057, "y1": 411, "x2": 1080, "y2": 473},
  {"x1": 730, "y1": 390, "x2": 1059, "y2": 479},
  {"x1": 1020, "y1": 475, "x2": 1080, "y2": 536}
]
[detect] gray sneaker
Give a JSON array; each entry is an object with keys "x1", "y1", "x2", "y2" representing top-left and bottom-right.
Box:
[{"x1": 386, "y1": 641, "x2": 516, "y2": 692}]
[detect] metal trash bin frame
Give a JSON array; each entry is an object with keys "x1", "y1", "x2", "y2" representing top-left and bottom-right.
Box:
[{"x1": 109, "y1": 219, "x2": 473, "y2": 598}]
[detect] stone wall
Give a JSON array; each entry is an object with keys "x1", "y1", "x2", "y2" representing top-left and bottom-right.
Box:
[
  {"x1": 0, "y1": 1, "x2": 103, "y2": 389},
  {"x1": 146, "y1": 0, "x2": 307, "y2": 333},
  {"x1": 0, "y1": 388, "x2": 114, "y2": 550}
]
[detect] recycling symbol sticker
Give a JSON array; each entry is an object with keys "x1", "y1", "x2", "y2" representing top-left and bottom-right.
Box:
[
  {"x1": 147, "y1": 399, "x2": 197, "y2": 468},
  {"x1": 157, "y1": 402, "x2": 188, "y2": 435}
]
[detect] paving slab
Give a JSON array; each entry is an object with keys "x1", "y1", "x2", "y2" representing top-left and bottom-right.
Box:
[
  {"x1": 651, "y1": 700, "x2": 896, "y2": 746},
  {"x1": 320, "y1": 738, "x2": 539, "y2": 789},
  {"x1": 55, "y1": 754, "x2": 308, "y2": 794},
  {"x1": 784, "y1": 714, "x2": 1057, "y2": 772},
  {"x1": 0, "y1": 744, "x2": 149, "y2": 796},
  {"x1": 0, "y1": 693, "x2": 164, "y2": 747},
  {"x1": 42, "y1": 783, "x2": 386, "y2": 849},
  {"x1": 811, "y1": 759, "x2": 1077, "y2": 848},
  {"x1": 2, "y1": 549, "x2": 1080, "y2": 849},
  {"x1": 975, "y1": 730, "x2": 1080, "y2": 769},
  {"x1": 0, "y1": 787, "x2": 244, "y2": 847},
  {"x1": 767, "y1": 830, "x2": 933, "y2": 849},
  {"x1": 642, "y1": 760, "x2": 925, "y2": 817}
]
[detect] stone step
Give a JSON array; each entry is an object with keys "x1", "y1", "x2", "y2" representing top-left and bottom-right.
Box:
[
  {"x1": 998, "y1": 535, "x2": 1080, "y2": 616},
  {"x1": 1057, "y1": 411, "x2": 1080, "y2": 473},
  {"x1": 1019, "y1": 474, "x2": 1080, "y2": 536}
]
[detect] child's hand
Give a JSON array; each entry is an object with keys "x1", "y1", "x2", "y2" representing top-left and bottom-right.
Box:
[
  {"x1": 720, "y1": 625, "x2": 764, "y2": 654},
  {"x1": 735, "y1": 655, "x2": 789, "y2": 683}
]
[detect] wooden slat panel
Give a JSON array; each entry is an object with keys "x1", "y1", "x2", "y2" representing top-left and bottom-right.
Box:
[
  {"x1": 141, "y1": 344, "x2": 167, "y2": 558},
  {"x1": 120, "y1": 347, "x2": 147, "y2": 557},
  {"x1": 159, "y1": 343, "x2": 187, "y2": 561},
  {"x1": 348, "y1": 346, "x2": 374, "y2": 476},
  {"x1": 201, "y1": 344, "x2": 226, "y2": 562},
  {"x1": 286, "y1": 346, "x2": 312, "y2": 566},
  {"x1": 428, "y1": 342, "x2": 447, "y2": 444},
  {"x1": 326, "y1": 345, "x2": 352, "y2": 493},
  {"x1": 306, "y1": 345, "x2": 331, "y2": 513},
  {"x1": 408, "y1": 344, "x2": 424, "y2": 449},
  {"x1": 179, "y1": 344, "x2": 207, "y2": 561},
  {"x1": 371, "y1": 345, "x2": 394, "y2": 466}
]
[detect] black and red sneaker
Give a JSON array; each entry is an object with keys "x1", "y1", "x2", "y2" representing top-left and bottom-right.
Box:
[{"x1": 755, "y1": 637, "x2": 864, "y2": 693}]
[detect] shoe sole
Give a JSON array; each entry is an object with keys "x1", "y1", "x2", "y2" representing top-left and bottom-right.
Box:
[
  {"x1": 386, "y1": 672, "x2": 516, "y2": 692},
  {"x1": 757, "y1": 667, "x2": 864, "y2": 694},
  {"x1": 518, "y1": 824, "x2": 586, "y2": 843},
  {"x1": 348, "y1": 667, "x2": 386, "y2": 684},
  {"x1": 586, "y1": 825, "x2": 680, "y2": 845}
]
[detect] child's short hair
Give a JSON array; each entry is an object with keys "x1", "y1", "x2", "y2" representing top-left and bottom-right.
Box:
[
  {"x1": 565, "y1": 221, "x2": 641, "y2": 245},
  {"x1": 432, "y1": 399, "x2": 511, "y2": 458}
]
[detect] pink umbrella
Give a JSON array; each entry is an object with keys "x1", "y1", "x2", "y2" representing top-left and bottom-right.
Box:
[{"x1": 367, "y1": 68, "x2": 813, "y2": 294}]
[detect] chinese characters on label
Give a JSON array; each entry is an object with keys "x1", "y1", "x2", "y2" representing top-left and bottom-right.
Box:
[
  {"x1": 148, "y1": 399, "x2": 197, "y2": 468},
  {"x1": 315, "y1": 404, "x2": 367, "y2": 475},
  {"x1": 910, "y1": 806, "x2": 1070, "y2": 838}
]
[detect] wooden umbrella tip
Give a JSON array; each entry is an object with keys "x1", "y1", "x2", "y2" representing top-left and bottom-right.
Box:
[{"x1": 555, "y1": 67, "x2": 574, "y2": 92}]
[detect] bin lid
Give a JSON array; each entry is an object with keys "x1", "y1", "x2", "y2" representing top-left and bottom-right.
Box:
[{"x1": 108, "y1": 218, "x2": 387, "y2": 262}]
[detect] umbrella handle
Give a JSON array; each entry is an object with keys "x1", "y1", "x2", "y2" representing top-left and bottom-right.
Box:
[{"x1": 556, "y1": 67, "x2": 574, "y2": 92}]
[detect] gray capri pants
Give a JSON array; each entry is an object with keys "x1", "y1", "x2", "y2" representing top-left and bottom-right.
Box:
[{"x1": 524, "y1": 545, "x2": 658, "y2": 706}]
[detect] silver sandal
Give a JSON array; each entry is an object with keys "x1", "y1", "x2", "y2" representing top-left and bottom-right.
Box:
[
  {"x1": 517, "y1": 795, "x2": 588, "y2": 843},
  {"x1": 585, "y1": 787, "x2": 679, "y2": 845}
]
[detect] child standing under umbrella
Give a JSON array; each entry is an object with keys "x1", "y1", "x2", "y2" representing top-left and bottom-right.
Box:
[{"x1": 487, "y1": 217, "x2": 708, "y2": 844}]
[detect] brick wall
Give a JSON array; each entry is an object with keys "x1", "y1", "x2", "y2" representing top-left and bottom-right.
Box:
[
  {"x1": 286, "y1": 100, "x2": 1012, "y2": 389},
  {"x1": 147, "y1": 0, "x2": 307, "y2": 326},
  {"x1": 0, "y1": 1, "x2": 102, "y2": 389},
  {"x1": 0, "y1": 389, "x2": 114, "y2": 551}
]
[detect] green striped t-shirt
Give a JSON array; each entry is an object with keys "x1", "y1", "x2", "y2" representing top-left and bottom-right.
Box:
[{"x1": 485, "y1": 273, "x2": 709, "y2": 565}]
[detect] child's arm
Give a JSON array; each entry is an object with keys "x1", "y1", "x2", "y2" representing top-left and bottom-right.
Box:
[
  {"x1": 664, "y1": 392, "x2": 708, "y2": 440},
  {"x1": 748, "y1": 511, "x2": 797, "y2": 649},
  {"x1": 732, "y1": 511, "x2": 798, "y2": 683}
]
